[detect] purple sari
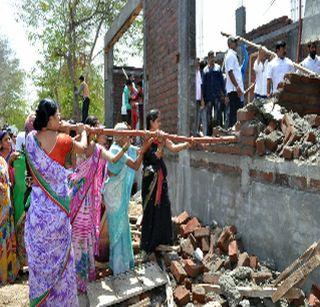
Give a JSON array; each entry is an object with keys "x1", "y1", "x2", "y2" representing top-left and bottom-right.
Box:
[{"x1": 25, "y1": 131, "x2": 78, "y2": 307}]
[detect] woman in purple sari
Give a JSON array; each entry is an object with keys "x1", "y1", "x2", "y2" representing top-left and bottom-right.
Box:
[{"x1": 25, "y1": 99, "x2": 87, "y2": 307}]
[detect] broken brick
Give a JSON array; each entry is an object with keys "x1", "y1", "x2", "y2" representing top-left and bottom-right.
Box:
[
  {"x1": 192, "y1": 285, "x2": 206, "y2": 304},
  {"x1": 265, "y1": 120, "x2": 277, "y2": 135},
  {"x1": 256, "y1": 138, "x2": 266, "y2": 156},
  {"x1": 201, "y1": 237, "x2": 210, "y2": 253},
  {"x1": 251, "y1": 272, "x2": 273, "y2": 284},
  {"x1": 250, "y1": 255, "x2": 259, "y2": 269},
  {"x1": 184, "y1": 259, "x2": 203, "y2": 278},
  {"x1": 228, "y1": 240, "x2": 239, "y2": 263},
  {"x1": 175, "y1": 211, "x2": 190, "y2": 225},
  {"x1": 194, "y1": 227, "x2": 210, "y2": 239},
  {"x1": 203, "y1": 272, "x2": 220, "y2": 284},
  {"x1": 217, "y1": 226, "x2": 237, "y2": 253},
  {"x1": 183, "y1": 278, "x2": 192, "y2": 290},
  {"x1": 170, "y1": 261, "x2": 187, "y2": 283},
  {"x1": 304, "y1": 131, "x2": 317, "y2": 144},
  {"x1": 282, "y1": 146, "x2": 293, "y2": 160},
  {"x1": 180, "y1": 217, "x2": 201, "y2": 237},
  {"x1": 293, "y1": 146, "x2": 301, "y2": 159},
  {"x1": 174, "y1": 285, "x2": 191, "y2": 306},
  {"x1": 238, "y1": 252, "x2": 250, "y2": 267}
]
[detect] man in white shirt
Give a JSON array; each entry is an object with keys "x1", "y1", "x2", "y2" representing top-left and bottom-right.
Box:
[
  {"x1": 225, "y1": 36, "x2": 244, "y2": 128},
  {"x1": 300, "y1": 41, "x2": 320, "y2": 74},
  {"x1": 267, "y1": 41, "x2": 294, "y2": 97},
  {"x1": 253, "y1": 48, "x2": 269, "y2": 99},
  {"x1": 194, "y1": 58, "x2": 206, "y2": 136}
]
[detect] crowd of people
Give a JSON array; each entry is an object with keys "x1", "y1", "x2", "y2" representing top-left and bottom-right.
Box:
[
  {"x1": 195, "y1": 38, "x2": 320, "y2": 136},
  {"x1": 0, "y1": 94, "x2": 191, "y2": 306}
]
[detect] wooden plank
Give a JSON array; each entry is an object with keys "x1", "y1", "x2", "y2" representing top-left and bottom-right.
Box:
[
  {"x1": 104, "y1": 0, "x2": 142, "y2": 52},
  {"x1": 272, "y1": 253, "x2": 320, "y2": 303},
  {"x1": 198, "y1": 284, "x2": 303, "y2": 300},
  {"x1": 274, "y1": 241, "x2": 318, "y2": 286}
]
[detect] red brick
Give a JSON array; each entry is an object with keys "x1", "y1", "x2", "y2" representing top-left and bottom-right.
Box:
[
  {"x1": 265, "y1": 135, "x2": 279, "y2": 152},
  {"x1": 174, "y1": 285, "x2": 191, "y2": 306},
  {"x1": 170, "y1": 261, "x2": 187, "y2": 283},
  {"x1": 293, "y1": 146, "x2": 301, "y2": 159},
  {"x1": 181, "y1": 217, "x2": 201, "y2": 237},
  {"x1": 308, "y1": 293, "x2": 320, "y2": 307},
  {"x1": 235, "y1": 121, "x2": 241, "y2": 131},
  {"x1": 237, "y1": 109, "x2": 256, "y2": 122},
  {"x1": 249, "y1": 170, "x2": 274, "y2": 183},
  {"x1": 199, "y1": 238, "x2": 209, "y2": 254},
  {"x1": 282, "y1": 146, "x2": 293, "y2": 160},
  {"x1": 228, "y1": 240, "x2": 239, "y2": 263},
  {"x1": 175, "y1": 211, "x2": 189, "y2": 225},
  {"x1": 310, "y1": 179, "x2": 320, "y2": 191},
  {"x1": 251, "y1": 272, "x2": 272, "y2": 284},
  {"x1": 250, "y1": 255, "x2": 259, "y2": 269},
  {"x1": 192, "y1": 285, "x2": 206, "y2": 304},
  {"x1": 194, "y1": 227, "x2": 210, "y2": 239},
  {"x1": 217, "y1": 226, "x2": 236, "y2": 253},
  {"x1": 203, "y1": 272, "x2": 220, "y2": 284},
  {"x1": 311, "y1": 284, "x2": 320, "y2": 299},
  {"x1": 256, "y1": 138, "x2": 266, "y2": 156},
  {"x1": 184, "y1": 259, "x2": 203, "y2": 278},
  {"x1": 304, "y1": 131, "x2": 317, "y2": 144},
  {"x1": 290, "y1": 176, "x2": 307, "y2": 190},
  {"x1": 240, "y1": 122, "x2": 258, "y2": 136},
  {"x1": 238, "y1": 252, "x2": 250, "y2": 267}
]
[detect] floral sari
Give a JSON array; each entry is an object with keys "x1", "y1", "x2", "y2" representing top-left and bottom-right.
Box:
[
  {"x1": 69, "y1": 144, "x2": 106, "y2": 293},
  {"x1": 102, "y1": 144, "x2": 137, "y2": 275},
  {"x1": 25, "y1": 131, "x2": 78, "y2": 307}
]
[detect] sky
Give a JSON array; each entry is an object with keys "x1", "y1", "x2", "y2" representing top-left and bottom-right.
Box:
[{"x1": 0, "y1": 0, "x2": 300, "y2": 104}]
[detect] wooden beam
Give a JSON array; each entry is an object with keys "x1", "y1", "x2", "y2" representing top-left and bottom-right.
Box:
[
  {"x1": 104, "y1": 0, "x2": 142, "y2": 52},
  {"x1": 272, "y1": 252, "x2": 320, "y2": 303}
]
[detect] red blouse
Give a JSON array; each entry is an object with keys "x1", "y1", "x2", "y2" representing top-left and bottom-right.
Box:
[{"x1": 48, "y1": 133, "x2": 73, "y2": 166}]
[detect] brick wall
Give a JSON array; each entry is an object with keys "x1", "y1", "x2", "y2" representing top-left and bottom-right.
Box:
[
  {"x1": 112, "y1": 66, "x2": 143, "y2": 125},
  {"x1": 144, "y1": 0, "x2": 179, "y2": 133}
]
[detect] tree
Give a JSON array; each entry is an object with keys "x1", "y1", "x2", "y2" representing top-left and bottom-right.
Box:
[
  {"x1": 16, "y1": 0, "x2": 143, "y2": 121},
  {"x1": 0, "y1": 36, "x2": 28, "y2": 130}
]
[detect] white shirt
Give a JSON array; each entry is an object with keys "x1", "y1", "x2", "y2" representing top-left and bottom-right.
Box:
[
  {"x1": 196, "y1": 69, "x2": 202, "y2": 101},
  {"x1": 267, "y1": 56, "x2": 294, "y2": 93},
  {"x1": 225, "y1": 49, "x2": 244, "y2": 94},
  {"x1": 300, "y1": 55, "x2": 320, "y2": 74},
  {"x1": 121, "y1": 91, "x2": 127, "y2": 115},
  {"x1": 253, "y1": 59, "x2": 269, "y2": 96}
]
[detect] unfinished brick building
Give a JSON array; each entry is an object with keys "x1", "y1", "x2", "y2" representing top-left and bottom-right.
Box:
[{"x1": 104, "y1": 0, "x2": 320, "y2": 289}]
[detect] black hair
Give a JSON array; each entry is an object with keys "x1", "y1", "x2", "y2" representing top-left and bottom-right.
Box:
[
  {"x1": 208, "y1": 51, "x2": 214, "y2": 58},
  {"x1": 85, "y1": 115, "x2": 99, "y2": 127},
  {"x1": 125, "y1": 79, "x2": 133, "y2": 86},
  {"x1": 33, "y1": 98, "x2": 58, "y2": 131},
  {"x1": 146, "y1": 109, "x2": 160, "y2": 130},
  {"x1": 0, "y1": 130, "x2": 9, "y2": 142},
  {"x1": 308, "y1": 41, "x2": 317, "y2": 48},
  {"x1": 137, "y1": 80, "x2": 143, "y2": 88},
  {"x1": 276, "y1": 41, "x2": 286, "y2": 51},
  {"x1": 79, "y1": 75, "x2": 85, "y2": 81}
]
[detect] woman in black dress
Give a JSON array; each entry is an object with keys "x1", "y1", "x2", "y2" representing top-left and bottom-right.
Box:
[{"x1": 141, "y1": 109, "x2": 191, "y2": 254}]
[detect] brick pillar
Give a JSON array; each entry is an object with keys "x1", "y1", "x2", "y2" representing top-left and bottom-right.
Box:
[
  {"x1": 104, "y1": 47, "x2": 114, "y2": 128},
  {"x1": 142, "y1": 0, "x2": 148, "y2": 130}
]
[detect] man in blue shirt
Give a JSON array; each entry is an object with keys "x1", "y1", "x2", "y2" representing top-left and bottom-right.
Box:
[{"x1": 202, "y1": 51, "x2": 227, "y2": 135}]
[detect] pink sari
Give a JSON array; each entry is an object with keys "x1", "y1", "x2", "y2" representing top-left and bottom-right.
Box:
[{"x1": 69, "y1": 144, "x2": 107, "y2": 293}]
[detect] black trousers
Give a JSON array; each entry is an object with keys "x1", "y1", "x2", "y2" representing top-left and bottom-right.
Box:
[
  {"x1": 82, "y1": 97, "x2": 90, "y2": 123},
  {"x1": 138, "y1": 103, "x2": 144, "y2": 130},
  {"x1": 227, "y1": 91, "x2": 242, "y2": 128}
]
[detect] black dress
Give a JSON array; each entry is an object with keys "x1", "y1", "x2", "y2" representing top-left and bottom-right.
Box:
[{"x1": 140, "y1": 142, "x2": 173, "y2": 253}]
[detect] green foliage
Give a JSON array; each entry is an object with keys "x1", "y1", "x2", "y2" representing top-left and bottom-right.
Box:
[
  {"x1": 0, "y1": 36, "x2": 28, "y2": 130},
  {"x1": 16, "y1": 0, "x2": 143, "y2": 121}
]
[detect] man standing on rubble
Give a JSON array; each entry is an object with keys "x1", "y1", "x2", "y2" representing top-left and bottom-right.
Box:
[
  {"x1": 300, "y1": 41, "x2": 320, "y2": 74},
  {"x1": 253, "y1": 48, "x2": 269, "y2": 99},
  {"x1": 225, "y1": 37, "x2": 244, "y2": 128},
  {"x1": 267, "y1": 41, "x2": 294, "y2": 97}
]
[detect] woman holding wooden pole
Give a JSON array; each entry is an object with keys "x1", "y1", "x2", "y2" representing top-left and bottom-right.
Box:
[{"x1": 140, "y1": 109, "x2": 192, "y2": 256}]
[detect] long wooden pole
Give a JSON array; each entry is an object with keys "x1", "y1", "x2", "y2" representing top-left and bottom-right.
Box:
[{"x1": 221, "y1": 32, "x2": 320, "y2": 77}]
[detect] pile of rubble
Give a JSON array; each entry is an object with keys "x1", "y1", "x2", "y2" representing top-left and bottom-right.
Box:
[
  {"x1": 155, "y1": 210, "x2": 320, "y2": 307},
  {"x1": 233, "y1": 98, "x2": 320, "y2": 162}
]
